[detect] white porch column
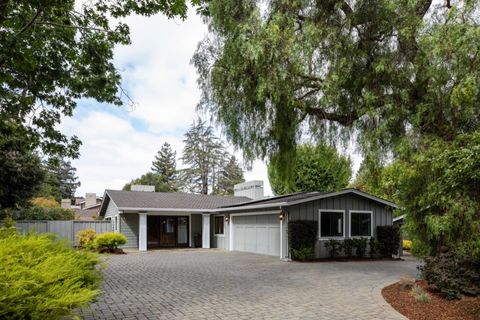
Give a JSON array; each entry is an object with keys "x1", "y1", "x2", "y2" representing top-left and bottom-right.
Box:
[
  {"x1": 139, "y1": 212, "x2": 147, "y2": 252},
  {"x1": 202, "y1": 213, "x2": 210, "y2": 249}
]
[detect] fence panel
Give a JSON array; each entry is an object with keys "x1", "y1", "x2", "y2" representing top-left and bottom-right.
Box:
[
  {"x1": 3, "y1": 220, "x2": 112, "y2": 246},
  {"x1": 15, "y1": 221, "x2": 48, "y2": 234},
  {"x1": 49, "y1": 221, "x2": 74, "y2": 242}
]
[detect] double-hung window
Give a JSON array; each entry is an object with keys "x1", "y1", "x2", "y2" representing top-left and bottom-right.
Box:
[
  {"x1": 214, "y1": 216, "x2": 224, "y2": 235},
  {"x1": 350, "y1": 211, "x2": 373, "y2": 237},
  {"x1": 319, "y1": 210, "x2": 345, "y2": 238}
]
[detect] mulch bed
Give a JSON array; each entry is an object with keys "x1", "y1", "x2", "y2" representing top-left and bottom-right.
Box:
[
  {"x1": 382, "y1": 280, "x2": 480, "y2": 320},
  {"x1": 96, "y1": 247, "x2": 126, "y2": 254}
]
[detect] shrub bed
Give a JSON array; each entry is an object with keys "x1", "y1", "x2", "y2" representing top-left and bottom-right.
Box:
[
  {"x1": 2, "y1": 206, "x2": 75, "y2": 220},
  {"x1": 0, "y1": 231, "x2": 101, "y2": 319},
  {"x1": 288, "y1": 220, "x2": 317, "y2": 261},
  {"x1": 377, "y1": 225, "x2": 400, "y2": 257},
  {"x1": 419, "y1": 253, "x2": 480, "y2": 299}
]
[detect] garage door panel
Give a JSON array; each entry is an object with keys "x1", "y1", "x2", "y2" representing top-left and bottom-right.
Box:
[{"x1": 232, "y1": 214, "x2": 280, "y2": 257}]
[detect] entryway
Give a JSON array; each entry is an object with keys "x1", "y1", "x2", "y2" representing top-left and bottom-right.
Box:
[{"x1": 147, "y1": 216, "x2": 189, "y2": 248}]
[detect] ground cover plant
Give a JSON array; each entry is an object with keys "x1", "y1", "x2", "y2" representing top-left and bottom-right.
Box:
[{"x1": 0, "y1": 230, "x2": 101, "y2": 319}]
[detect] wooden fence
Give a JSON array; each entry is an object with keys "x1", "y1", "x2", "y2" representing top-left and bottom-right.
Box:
[{"x1": 8, "y1": 220, "x2": 111, "y2": 245}]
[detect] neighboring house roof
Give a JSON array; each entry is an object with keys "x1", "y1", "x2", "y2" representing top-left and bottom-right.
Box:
[
  {"x1": 75, "y1": 207, "x2": 100, "y2": 221},
  {"x1": 99, "y1": 190, "x2": 251, "y2": 215},
  {"x1": 216, "y1": 188, "x2": 398, "y2": 211}
]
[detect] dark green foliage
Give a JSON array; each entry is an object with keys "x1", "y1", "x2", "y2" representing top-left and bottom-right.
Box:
[
  {"x1": 353, "y1": 238, "x2": 368, "y2": 257},
  {"x1": 1, "y1": 207, "x2": 75, "y2": 220},
  {"x1": 377, "y1": 226, "x2": 400, "y2": 257},
  {"x1": 38, "y1": 159, "x2": 81, "y2": 202},
  {"x1": 151, "y1": 142, "x2": 178, "y2": 191},
  {"x1": 268, "y1": 144, "x2": 352, "y2": 195},
  {"x1": 419, "y1": 253, "x2": 480, "y2": 299},
  {"x1": 288, "y1": 220, "x2": 317, "y2": 256},
  {"x1": 214, "y1": 156, "x2": 245, "y2": 195},
  {"x1": 0, "y1": 123, "x2": 45, "y2": 210},
  {"x1": 291, "y1": 247, "x2": 313, "y2": 262},
  {"x1": 123, "y1": 172, "x2": 171, "y2": 192},
  {"x1": 324, "y1": 239, "x2": 342, "y2": 258},
  {"x1": 342, "y1": 239, "x2": 355, "y2": 257},
  {"x1": 369, "y1": 237, "x2": 380, "y2": 258},
  {"x1": 0, "y1": 231, "x2": 101, "y2": 319}
]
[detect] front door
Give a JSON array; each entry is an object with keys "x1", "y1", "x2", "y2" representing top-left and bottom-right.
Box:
[
  {"x1": 147, "y1": 216, "x2": 189, "y2": 248},
  {"x1": 160, "y1": 217, "x2": 176, "y2": 247}
]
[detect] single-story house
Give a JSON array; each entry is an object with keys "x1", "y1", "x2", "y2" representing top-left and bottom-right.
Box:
[{"x1": 99, "y1": 188, "x2": 398, "y2": 259}]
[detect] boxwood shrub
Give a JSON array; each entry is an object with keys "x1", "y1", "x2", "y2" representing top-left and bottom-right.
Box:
[
  {"x1": 288, "y1": 220, "x2": 317, "y2": 260},
  {"x1": 376, "y1": 225, "x2": 400, "y2": 257},
  {"x1": 94, "y1": 232, "x2": 127, "y2": 251},
  {"x1": 0, "y1": 231, "x2": 101, "y2": 319}
]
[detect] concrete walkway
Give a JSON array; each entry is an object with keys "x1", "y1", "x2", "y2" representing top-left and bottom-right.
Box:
[{"x1": 79, "y1": 250, "x2": 420, "y2": 320}]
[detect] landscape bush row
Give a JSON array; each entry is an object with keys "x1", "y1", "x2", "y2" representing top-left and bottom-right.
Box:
[
  {"x1": 76, "y1": 228, "x2": 127, "y2": 253},
  {"x1": 289, "y1": 221, "x2": 400, "y2": 261}
]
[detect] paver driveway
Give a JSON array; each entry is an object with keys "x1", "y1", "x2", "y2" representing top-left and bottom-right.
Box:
[{"x1": 79, "y1": 249, "x2": 420, "y2": 320}]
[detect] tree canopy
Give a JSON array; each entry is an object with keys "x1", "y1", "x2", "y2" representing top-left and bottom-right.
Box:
[
  {"x1": 1, "y1": 0, "x2": 204, "y2": 159},
  {"x1": 38, "y1": 159, "x2": 81, "y2": 202},
  {"x1": 122, "y1": 172, "x2": 171, "y2": 192},
  {"x1": 214, "y1": 155, "x2": 245, "y2": 195},
  {"x1": 269, "y1": 144, "x2": 352, "y2": 195},
  {"x1": 151, "y1": 142, "x2": 178, "y2": 190},
  {"x1": 194, "y1": 0, "x2": 480, "y2": 258}
]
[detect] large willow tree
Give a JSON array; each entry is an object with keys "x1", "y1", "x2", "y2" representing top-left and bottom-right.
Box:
[{"x1": 194, "y1": 0, "x2": 480, "y2": 258}]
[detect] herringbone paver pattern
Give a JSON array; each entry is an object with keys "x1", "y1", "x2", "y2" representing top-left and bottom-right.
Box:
[{"x1": 78, "y1": 249, "x2": 419, "y2": 320}]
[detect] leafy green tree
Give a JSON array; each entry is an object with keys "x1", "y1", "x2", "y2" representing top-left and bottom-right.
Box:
[
  {"x1": 122, "y1": 172, "x2": 170, "y2": 192},
  {"x1": 38, "y1": 159, "x2": 81, "y2": 202},
  {"x1": 180, "y1": 118, "x2": 226, "y2": 194},
  {"x1": 0, "y1": 123, "x2": 45, "y2": 210},
  {"x1": 151, "y1": 142, "x2": 178, "y2": 190},
  {"x1": 269, "y1": 144, "x2": 351, "y2": 195},
  {"x1": 193, "y1": 0, "x2": 480, "y2": 259},
  {"x1": 1, "y1": 0, "x2": 203, "y2": 159},
  {"x1": 214, "y1": 156, "x2": 245, "y2": 195}
]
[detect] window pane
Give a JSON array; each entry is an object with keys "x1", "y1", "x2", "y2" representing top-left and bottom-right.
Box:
[
  {"x1": 320, "y1": 212, "x2": 343, "y2": 237},
  {"x1": 177, "y1": 217, "x2": 188, "y2": 244},
  {"x1": 215, "y1": 216, "x2": 224, "y2": 234},
  {"x1": 351, "y1": 212, "x2": 371, "y2": 236}
]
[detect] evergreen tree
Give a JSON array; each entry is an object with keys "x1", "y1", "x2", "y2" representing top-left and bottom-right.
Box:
[
  {"x1": 122, "y1": 172, "x2": 170, "y2": 192},
  {"x1": 180, "y1": 118, "x2": 226, "y2": 194},
  {"x1": 151, "y1": 142, "x2": 178, "y2": 190},
  {"x1": 214, "y1": 156, "x2": 245, "y2": 195},
  {"x1": 39, "y1": 159, "x2": 81, "y2": 202}
]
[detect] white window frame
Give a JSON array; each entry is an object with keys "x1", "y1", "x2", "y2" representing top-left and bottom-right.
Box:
[
  {"x1": 318, "y1": 209, "x2": 346, "y2": 240},
  {"x1": 349, "y1": 210, "x2": 374, "y2": 238},
  {"x1": 214, "y1": 215, "x2": 225, "y2": 236}
]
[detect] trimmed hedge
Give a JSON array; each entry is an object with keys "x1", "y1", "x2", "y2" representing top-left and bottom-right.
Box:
[
  {"x1": 419, "y1": 253, "x2": 480, "y2": 299},
  {"x1": 376, "y1": 225, "x2": 400, "y2": 257},
  {"x1": 0, "y1": 230, "x2": 101, "y2": 319},
  {"x1": 288, "y1": 220, "x2": 317, "y2": 260}
]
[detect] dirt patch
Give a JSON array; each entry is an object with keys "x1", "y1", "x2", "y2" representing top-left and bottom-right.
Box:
[{"x1": 382, "y1": 280, "x2": 480, "y2": 320}]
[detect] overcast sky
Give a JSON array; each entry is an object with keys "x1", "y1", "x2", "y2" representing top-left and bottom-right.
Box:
[{"x1": 61, "y1": 10, "x2": 277, "y2": 197}]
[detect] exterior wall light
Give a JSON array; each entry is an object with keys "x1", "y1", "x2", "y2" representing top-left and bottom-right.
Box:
[
  {"x1": 225, "y1": 216, "x2": 229, "y2": 222},
  {"x1": 279, "y1": 213, "x2": 284, "y2": 221}
]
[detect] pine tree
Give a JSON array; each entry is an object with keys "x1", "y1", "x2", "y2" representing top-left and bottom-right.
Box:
[
  {"x1": 151, "y1": 142, "x2": 177, "y2": 190},
  {"x1": 214, "y1": 156, "x2": 245, "y2": 195},
  {"x1": 180, "y1": 118, "x2": 226, "y2": 194},
  {"x1": 39, "y1": 159, "x2": 81, "y2": 202}
]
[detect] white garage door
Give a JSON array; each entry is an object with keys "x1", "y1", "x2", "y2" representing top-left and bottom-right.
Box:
[{"x1": 232, "y1": 214, "x2": 280, "y2": 256}]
